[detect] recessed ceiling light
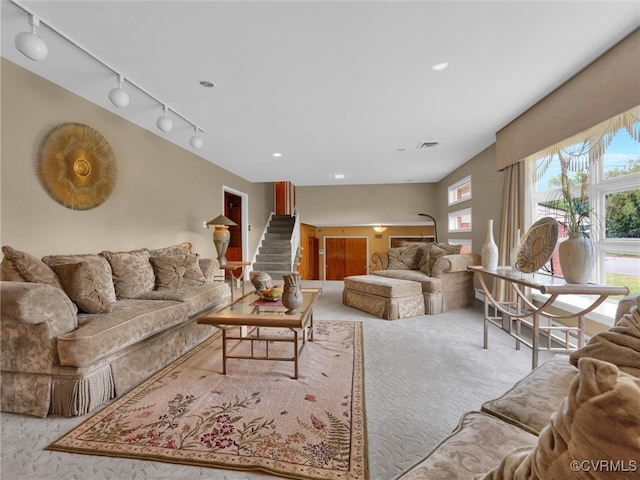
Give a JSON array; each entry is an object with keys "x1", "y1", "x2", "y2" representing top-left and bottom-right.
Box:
[
  {"x1": 432, "y1": 62, "x2": 449, "y2": 72},
  {"x1": 199, "y1": 80, "x2": 215, "y2": 88},
  {"x1": 331, "y1": 173, "x2": 347, "y2": 179},
  {"x1": 272, "y1": 153, "x2": 282, "y2": 157}
]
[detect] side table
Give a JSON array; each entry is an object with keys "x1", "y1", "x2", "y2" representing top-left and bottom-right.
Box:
[
  {"x1": 470, "y1": 266, "x2": 629, "y2": 369},
  {"x1": 218, "y1": 261, "x2": 251, "y2": 301}
]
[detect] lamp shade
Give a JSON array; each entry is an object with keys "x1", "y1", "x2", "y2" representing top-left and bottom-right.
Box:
[
  {"x1": 156, "y1": 115, "x2": 173, "y2": 132},
  {"x1": 206, "y1": 214, "x2": 237, "y2": 227},
  {"x1": 190, "y1": 134, "x2": 203, "y2": 149},
  {"x1": 108, "y1": 86, "x2": 129, "y2": 108},
  {"x1": 15, "y1": 31, "x2": 48, "y2": 61}
]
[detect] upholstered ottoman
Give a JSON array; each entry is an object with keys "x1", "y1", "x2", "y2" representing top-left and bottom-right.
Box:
[{"x1": 343, "y1": 275, "x2": 424, "y2": 320}]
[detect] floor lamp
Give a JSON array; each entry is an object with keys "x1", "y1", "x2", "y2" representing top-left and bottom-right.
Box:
[
  {"x1": 206, "y1": 214, "x2": 237, "y2": 266},
  {"x1": 418, "y1": 213, "x2": 438, "y2": 243}
]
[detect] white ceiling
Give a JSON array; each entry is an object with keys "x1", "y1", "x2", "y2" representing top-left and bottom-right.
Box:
[{"x1": 2, "y1": 0, "x2": 639, "y2": 186}]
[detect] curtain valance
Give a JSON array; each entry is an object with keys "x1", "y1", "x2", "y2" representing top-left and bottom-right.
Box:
[{"x1": 496, "y1": 28, "x2": 640, "y2": 172}]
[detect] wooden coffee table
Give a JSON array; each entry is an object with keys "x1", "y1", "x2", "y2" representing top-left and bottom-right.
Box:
[{"x1": 197, "y1": 287, "x2": 322, "y2": 378}]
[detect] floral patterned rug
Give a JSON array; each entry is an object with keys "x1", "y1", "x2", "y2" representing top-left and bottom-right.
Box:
[{"x1": 48, "y1": 321, "x2": 367, "y2": 480}]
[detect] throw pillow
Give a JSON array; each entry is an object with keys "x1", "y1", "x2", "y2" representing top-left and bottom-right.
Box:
[
  {"x1": 149, "y1": 255, "x2": 206, "y2": 290},
  {"x1": 1, "y1": 245, "x2": 63, "y2": 289},
  {"x1": 436, "y1": 242, "x2": 462, "y2": 255},
  {"x1": 478, "y1": 357, "x2": 640, "y2": 480},
  {"x1": 148, "y1": 242, "x2": 193, "y2": 257},
  {"x1": 569, "y1": 304, "x2": 640, "y2": 377},
  {"x1": 51, "y1": 262, "x2": 112, "y2": 314},
  {"x1": 387, "y1": 244, "x2": 429, "y2": 270},
  {"x1": 419, "y1": 244, "x2": 447, "y2": 276},
  {"x1": 42, "y1": 253, "x2": 117, "y2": 303},
  {"x1": 101, "y1": 249, "x2": 155, "y2": 299}
]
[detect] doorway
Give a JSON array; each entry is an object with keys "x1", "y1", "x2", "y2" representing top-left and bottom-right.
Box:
[
  {"x1": 325, "y1": 237, "x2": 368, "y2": 280},
  {"x1": 223, "y1": 189, "x2": 247, "y2": 263}
]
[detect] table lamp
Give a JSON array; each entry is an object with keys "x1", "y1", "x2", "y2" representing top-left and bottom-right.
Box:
[{"x1": 206, "y1": 214, "x2": 237, "y2": 266}]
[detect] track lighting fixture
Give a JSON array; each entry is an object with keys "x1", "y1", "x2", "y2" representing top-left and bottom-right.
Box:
[
  {"x1": 15, "y1": 15, "x2": 48, "y2": 61},
  {"x1": 11, "y1": 0, "x2": 206, "y2": 150},
  {"x1": 156, "y1": 106, "x2": 173, "y2": 132},
  {"x1": 108, "y1": 75, "x2": 129, "y2": 108},
  {"x1": 190, "y1": 127, "x2": 204, "y2": 149}
]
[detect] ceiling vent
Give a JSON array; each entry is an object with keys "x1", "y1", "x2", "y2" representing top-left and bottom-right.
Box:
[{"x1": 417, "y1": 141, "x2": 439, "y2": 149}]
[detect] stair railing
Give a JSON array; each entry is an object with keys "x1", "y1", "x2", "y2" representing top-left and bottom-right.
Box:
[{"x1": 290, "y1": 212, "x2": 301, "y2": 272}]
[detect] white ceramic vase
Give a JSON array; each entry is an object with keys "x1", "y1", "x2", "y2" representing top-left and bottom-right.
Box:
[
  {"x1": 482, "y1": 219, "x2": 499, "y2": 271},
  {"x1": 558, "y1": 232, "x2": 595, "y2": 284}
]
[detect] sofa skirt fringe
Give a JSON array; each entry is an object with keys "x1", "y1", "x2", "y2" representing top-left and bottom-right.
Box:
[{"x1": 50, "y1": 365, "x2": 115, "y2": 417}]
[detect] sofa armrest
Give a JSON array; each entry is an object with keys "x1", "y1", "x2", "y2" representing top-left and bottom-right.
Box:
[
  {"x1": 371, "y1": 251, "x2": 389, "y2": 271},
  {"x1": 199, "y1": 257, "x2": 223, "y2": 283},
  {"x1": 431, "y1": 253, "x2": 481, "y2": 277},
  {"x1": 1, "y1": 281, "x2": 78, "y2": 372}
]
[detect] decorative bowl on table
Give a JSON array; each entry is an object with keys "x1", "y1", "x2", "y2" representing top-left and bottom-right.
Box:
[{"x1": 258, "y1": 287, "x2": 283, "y2": 302}]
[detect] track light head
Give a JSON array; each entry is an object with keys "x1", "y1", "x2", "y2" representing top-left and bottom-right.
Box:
[
  {"x1": 15, "y1": 15, "x2": 48, "y2": 61},
  {"x1": 190, "y1": 127, "x2": 203, "y2": 149},
  {"x1": 108, "y1": 75, "x2": 129, "y2": 108},
  {"x1": 156, "y1": 106, "x2": 173, "y2": 132}
]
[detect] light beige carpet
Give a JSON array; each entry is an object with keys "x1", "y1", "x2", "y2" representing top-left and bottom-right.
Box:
[{"x1": 48, "y1": 320, "x2": 366, "y2": 480}]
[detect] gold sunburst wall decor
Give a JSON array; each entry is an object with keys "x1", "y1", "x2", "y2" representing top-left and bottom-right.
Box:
[{"x1": 37, "y1": 123, "x2": 117, "y2": 210}]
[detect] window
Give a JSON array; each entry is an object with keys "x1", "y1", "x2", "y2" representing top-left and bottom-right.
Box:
[
  {"x1": 448, "y1": 208, "x2": 472, "y2": 233},
  {"x1": 448, "y1": 175, "x2": 472, "y2": 206},
  {"x1": 526, "y1": 106, "x2": 640, "y2": 297},
  {"x1": 448, "y1": 238, "x2": 472, "y2": 254}
]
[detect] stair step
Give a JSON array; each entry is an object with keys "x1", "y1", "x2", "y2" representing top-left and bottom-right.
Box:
[
  {"x1": 256, "y1": 254, "x2": 291, "y2": 262},
  {"x1": 260, "y1": 248, "x2": 290, "y2": 255},
  {"x1": 254, "y1": 262, "x2": 292, "y2": 271},
  {"x1": 265, "y1": 232, "x2": 291, "y2": 241}
]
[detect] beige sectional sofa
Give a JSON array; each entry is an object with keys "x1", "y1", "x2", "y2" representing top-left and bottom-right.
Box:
[
  {"x1": 361, "y1": 242, "x2": 481, "y2": 315},
  {"x1": 0, "y1": 243, "x2": 231, "y2": 418},
  {"x1": 396, "y1": 295, "x2": 640, "y2": 479}
]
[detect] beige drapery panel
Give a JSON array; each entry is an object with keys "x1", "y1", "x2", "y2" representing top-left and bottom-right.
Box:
[{"x1": 492, "y1": 162, "x2": 524, "y2": 303}]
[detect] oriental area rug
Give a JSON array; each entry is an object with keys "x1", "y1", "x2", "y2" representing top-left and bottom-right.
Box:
[{"x1": 48, "y1": 321, "x2": 367, "y2": 480}]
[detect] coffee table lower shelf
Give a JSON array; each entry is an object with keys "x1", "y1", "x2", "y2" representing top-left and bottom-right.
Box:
[{"x1": 219, "y1": 324, "x2": 313, "y2": 379}]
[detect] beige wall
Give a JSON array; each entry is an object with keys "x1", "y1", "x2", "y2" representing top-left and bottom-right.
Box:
[
  {"x1": 296, "y1": 183, "x2": 438, "y2": 226},
  {"x1": 0, "y1": 59, "x2": 273, "y2": 259},
  {"x1": 435, "y1": 144, "x2": 503, "y2": 255}
]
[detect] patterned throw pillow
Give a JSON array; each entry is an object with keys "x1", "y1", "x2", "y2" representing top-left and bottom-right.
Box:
[
  {"x1": 418, "y1": 244, "x2": 448, "y2": 276},
  {"x1": 149, "y1": 255, "x2": 206, "y2": 290},
  {"x1": 1, "y1": 245, "x2": 63, "y2": 289},
  {"x1": 101, "y1": 249, "x2": 156, "y2": 299},
  {"x1": 51, "y1": 262, "x2": 112, "y2": 314},
  {"x1": 148, "y1": 242, "x2": 193, "y2": 257},
  {"x1": 436, "y1": 242, "x2": 462, "y2": 255},
  {"x1": 43, "y1": 253, "x2": 117, "y2": 303},
  {"x1": 387, "y1": 243, "x2": 429, "y2": 270}
]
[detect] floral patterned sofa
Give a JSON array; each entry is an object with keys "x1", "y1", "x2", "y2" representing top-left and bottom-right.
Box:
[
  {"x1": 0, "y1": 243, "x2": 231, "y2": 418},
  {"x1": 395, "y1": 295, "x2": 640, "y2": 479},
  {"x1": 370, "y1": 242, "x2": 481, "y2": 314}
]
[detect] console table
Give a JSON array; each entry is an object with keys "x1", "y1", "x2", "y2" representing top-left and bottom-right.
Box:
[{"x1": 470, "y1": 266, "x2": 629, "y2": 369}]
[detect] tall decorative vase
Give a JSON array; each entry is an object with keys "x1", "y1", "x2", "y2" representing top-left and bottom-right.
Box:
[
  {"x1": 482, "y1": 219, "x2": 499, "y2": 271},
  {"x1": 282, "y1": 272, "x2": 303, "y2": 315},
  {"x1": 558, "y1": 232, "x2": 595, "y2": 284}
]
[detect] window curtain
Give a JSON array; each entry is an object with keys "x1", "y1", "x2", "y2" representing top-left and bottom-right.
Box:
[{"x1": 492, "y1": 162, "x2": 524, "y2": 303}]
